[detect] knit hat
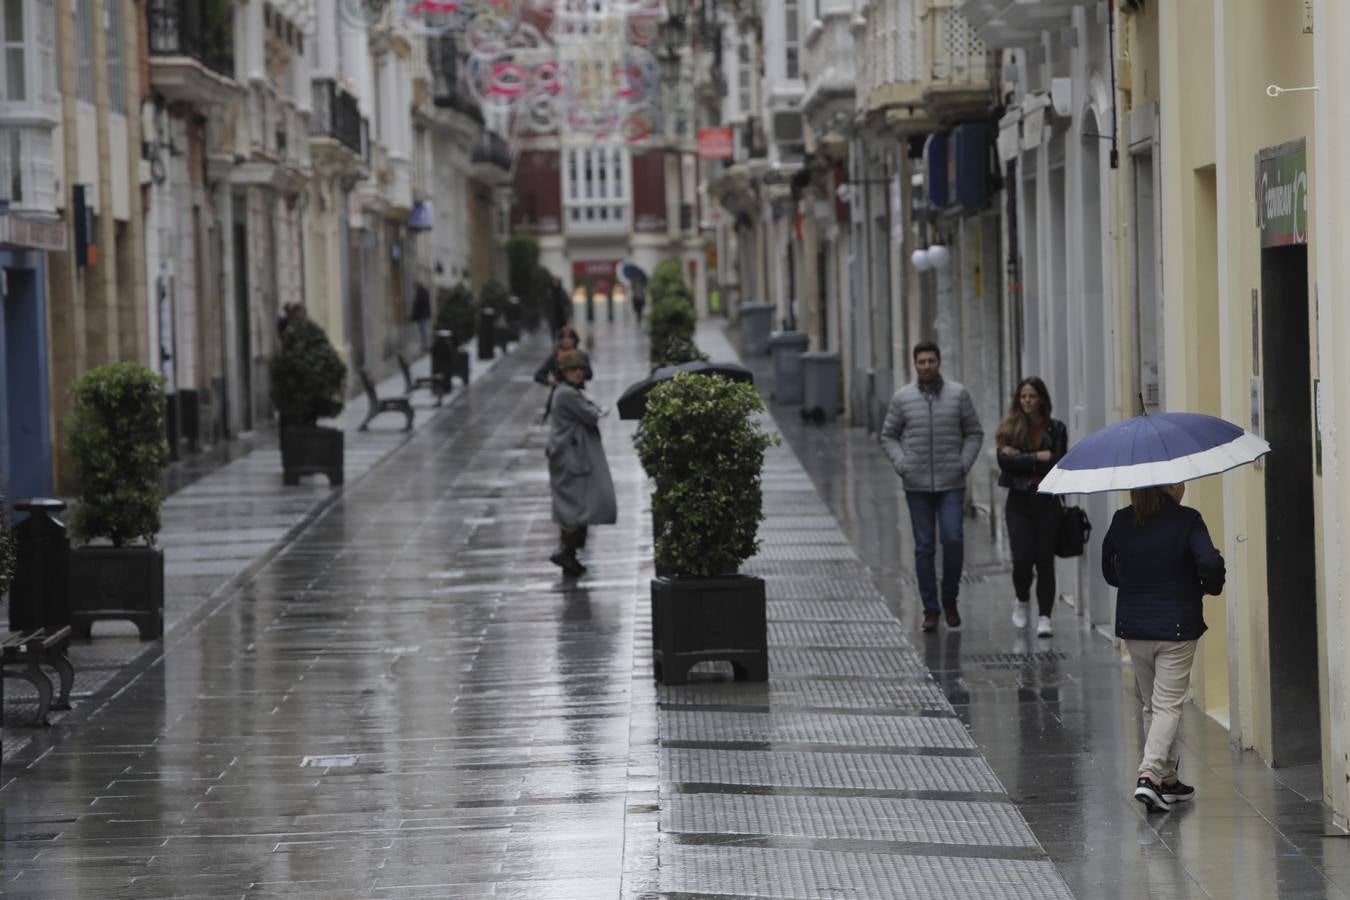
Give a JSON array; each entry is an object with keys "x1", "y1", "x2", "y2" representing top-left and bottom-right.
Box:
[{"x1": 559, "y1": 350, "x2": 587, "y2": 371}]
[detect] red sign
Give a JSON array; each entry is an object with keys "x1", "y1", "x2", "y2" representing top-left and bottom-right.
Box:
[{"x1": 698, "y1": 127, "x2": 734, "y2": 160}]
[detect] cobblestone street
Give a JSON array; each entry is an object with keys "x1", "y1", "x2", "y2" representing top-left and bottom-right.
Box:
[{"x1": 1, "y1": 324, "x2": 1347, "y2": 898}]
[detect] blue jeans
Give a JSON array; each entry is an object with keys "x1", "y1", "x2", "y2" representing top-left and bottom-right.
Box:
[{"x1": 906, "y1": 489, "x2": 966, "y2": 614}]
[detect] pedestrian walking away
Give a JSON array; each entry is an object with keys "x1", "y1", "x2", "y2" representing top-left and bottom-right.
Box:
[
  {"x1": 996, "y1": 376, "x2": 1068, "y2": 637},
  {"x1": 549, "y1": 276, "x2": 573, "y2": 335},
  {"x1": 1102, "y1": 483, "x2": 1225, "y2": 813},
  {"x1": 411, "y1": 280, "x2": 432, "y2": 351},
  {"x1": 546, "y1": 349, "x2": 617, "y2": 576},
  {"x1": 880, "y1": 341, "x2": 984, "y2": 634}
]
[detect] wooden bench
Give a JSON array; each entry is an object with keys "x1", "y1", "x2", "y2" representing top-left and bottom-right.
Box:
[
  {"x1": 2, "y1": 626, "x2": 74, "y2": 726},
  {"x1": 396, "y1": 353, "x2": 449, "y2": 406},
  {"x1": 358, "y1": 369, "x2": 414, "y2": 432}
]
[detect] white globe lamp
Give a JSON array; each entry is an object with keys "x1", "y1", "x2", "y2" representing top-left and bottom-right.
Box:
[
  {"x1": 910, "y1": 248, "x2": 932, "y2": 272},
  {"x1": 927, "y1": 244, "x2": 951, "y2": 270}
]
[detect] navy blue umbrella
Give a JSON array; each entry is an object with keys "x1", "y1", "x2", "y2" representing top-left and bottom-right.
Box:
[
  {"x1": 616, "y1": 361, "x2": 754, "y2": 419},
  {"x1": 1038, "y1": 412, "x2": 1271, "y2": 495}
]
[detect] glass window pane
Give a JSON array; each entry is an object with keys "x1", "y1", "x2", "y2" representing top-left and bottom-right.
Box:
[
  {"x1": 4, "y1": 0, "x2": 22, "y2": 42},
  {"x1": 7, "y1": 47, "x2": 24, "y2": 100}
]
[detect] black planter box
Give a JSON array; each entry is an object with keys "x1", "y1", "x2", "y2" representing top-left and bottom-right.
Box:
[
  {"x1": 280, "y1": 425, "x2": 344, "y2": 486},
  {"x1": 69, "y1": 546, "x2": 164, "y2": 640},
  {"x1": 651, "y1": 574, "x2": 767, "y2": 685}
]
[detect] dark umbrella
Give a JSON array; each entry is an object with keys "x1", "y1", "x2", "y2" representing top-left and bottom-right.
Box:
[{"x1": 616, "y1": 360, "x2": 755, "y2": 419}]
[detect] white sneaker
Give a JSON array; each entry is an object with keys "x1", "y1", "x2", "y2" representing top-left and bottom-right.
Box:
[
  {"x1": 1012, "y1": 602, "x2": 1029, "y2": 629},
  {"x1": 1036, "y1": 615, "x2": 1053, "y2": 637}
]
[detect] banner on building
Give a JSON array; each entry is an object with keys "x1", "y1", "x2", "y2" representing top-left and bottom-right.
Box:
[
  {"x1": 1255, "y1": 138, "x2": 1308, "y2": 247},
  {"x1": 698, "y1": 127, "x2": 734, "y2": 160}
]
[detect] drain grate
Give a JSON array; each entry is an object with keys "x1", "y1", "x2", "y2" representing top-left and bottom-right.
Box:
[{"x1": 965, "y1": 651, "x2": 1070, "y2": 669}]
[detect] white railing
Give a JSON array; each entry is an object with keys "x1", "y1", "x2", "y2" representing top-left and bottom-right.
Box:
[{"x1": 923, "y1": 0, "x2": 991, "y2": 86}]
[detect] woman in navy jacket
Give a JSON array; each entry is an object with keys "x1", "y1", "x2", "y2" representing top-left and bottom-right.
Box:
[{"x1": 1102, "y1": 483, "x2": 1225, "y2": 813}]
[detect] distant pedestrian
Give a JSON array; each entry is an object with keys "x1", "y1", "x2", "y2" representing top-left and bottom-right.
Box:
[
  {"x1": 546, "y1": 349, "x2": 616, "y2": 576},
  {"x1": 631, "y1": 283, "x2": 646, "y2": 324},
  {"x1": 1102, "y1": 482, "x2": 1225, "y2": 813},
  {"x1": 550, "y1": 276, "x2": 572, "y2": 334},
  {"x1": 411, "y1": 280, "x2": 432, "y2": 351},
  {"x1": 996, "y1": 376, "x2": 1068, "y2": 637},
  {"x1": 880, "y1": 341, "x2": 984, "y2": 633}
]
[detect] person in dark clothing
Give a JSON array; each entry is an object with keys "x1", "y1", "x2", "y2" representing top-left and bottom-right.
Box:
[
  {"x1": 1102, "y1": 483, "x2": 1225, "y2": 813},
  {"x1": 996, "y1": 376, "x2": 1068, "y2": 637},
  {"x1": 411, "y1": 281, "x2": 432, "y2": 351},
  {"x1": 549, "y1": 276, "x2": 572, "y2": 334}
]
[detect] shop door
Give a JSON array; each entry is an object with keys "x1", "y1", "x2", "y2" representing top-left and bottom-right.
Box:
[{"x1": 1260, "y1": 243, "x2": 1321, "y2": 767}]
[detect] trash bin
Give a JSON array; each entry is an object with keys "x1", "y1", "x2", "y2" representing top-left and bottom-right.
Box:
[
  {"x1": 801, "y1": 351, "x2": 842, "y2": 423},
  {"x1": 768, "y1": 331, "x2": 810, "y2": 405},
  {"x1": 9, "y1": 498, "x2": 71, "y2": 631},
  {"x1": 478, "y1": 307, "x2": 497, "y2": 360},
  {"x1": 739, "y1": 303, "x2": 775, "y2": 356},
  {"x1": 431, "y1": 329, "x2": 467, "y2": 391}
]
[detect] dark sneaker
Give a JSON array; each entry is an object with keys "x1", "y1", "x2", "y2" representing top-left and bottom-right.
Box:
[
  {"x1": 1161, "y1": 779, "x2": 1195, "y2": 804},
  {"x1": 921, "y1": 612, "x2": 940, "y2": 633},
  {"x1": 1133, "y1": 777, "x2": 1171, "y2": 813},
  {"x1": 549, "y1": 551, "x2": 586, "y2": 577},
  {"x1": 943, "y1": 605, "x2": 962, "y2": 629}
]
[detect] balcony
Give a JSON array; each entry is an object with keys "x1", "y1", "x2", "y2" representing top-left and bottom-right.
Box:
[
  {"x1": 232, "y1": 84, "x2": 309, "y2": 191},
  {"x1": 0, "y1": 123, "x2": 61, "y2": 224},
  {"x1": 310, "y1": 78, "x2": 367, "y2": 178},
  {"x1": 960, "y1": 0, "x2": 1093, "y2": 48},
  {"x1": 147, "y1": 0, "x2": 238, "y2": 107},
  {"x1": 800, "y1": 3, "x2": 858, "y2": 145},
  {"x1": 428, "y1": 35, "x2": 484, "y2": 127},
  {"x1": 920, "y1": 0, "x2": 996, "y2": 123},
  {"x1": 470, "y1": 131, "x2": 512, "y2": 184}
]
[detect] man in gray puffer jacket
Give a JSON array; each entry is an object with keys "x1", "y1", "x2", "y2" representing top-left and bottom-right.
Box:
[{"x1": 881, "y1": 342, "x2": 984, "y2": 633}]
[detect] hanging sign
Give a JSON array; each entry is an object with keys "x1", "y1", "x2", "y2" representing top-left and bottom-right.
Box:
[{"x1": 1255, "y1": 138, "x2": 1308, "y2": 248}]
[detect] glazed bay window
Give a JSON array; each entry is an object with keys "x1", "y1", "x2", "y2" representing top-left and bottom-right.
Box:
[
  {"x1": 563, "y1": 145, "x2": 629, "y2": 234},
  {"x1": 784, "y1": 0, "x2": 800, "y2": 80},
  {"x1": 0, "y1": 0, "x2": 59, "y2": 215}
]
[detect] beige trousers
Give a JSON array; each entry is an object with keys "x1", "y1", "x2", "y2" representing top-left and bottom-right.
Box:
[{"x1": 1125, "y1": 639, "x2": 1198, "y2": 782}]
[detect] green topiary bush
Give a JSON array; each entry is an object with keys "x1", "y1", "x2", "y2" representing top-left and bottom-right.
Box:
[
  {"x1": 634, "y1": 373, "x2": 779, "y2": 578},
  {"x1": 648, "y1": 291, "x2": 697, "y2": 367},
  {"x1": 436, "y1": 282, "x2": 478, "y2": 344},
  {"x1": 655, "y1": 336, "x2": 709, "y2": 368},
  {"x1": 67, "y1": 363, "x2": 171, "y2": 548},
  {"x1": 270, "y1": 319, "x2": 346, "y2": 428},
  {"x1": 0, "y1": 487, "x2": 15, "y2": 596},
  {"x1": 650, "y1": 259, "x2": 686, "y2": 303},
  {"x1": 505, "y1": 235, "x2": 543, "y2": 328}
]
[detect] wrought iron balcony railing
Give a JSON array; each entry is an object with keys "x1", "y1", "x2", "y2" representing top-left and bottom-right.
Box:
[
  {"x1": 471, "y1": 131, "x2": 511, "y2": 172},
  {"x1": 147, "y1": 0, "x2": 234, "y2": 79},
  {"x1": 428, "y1": 34, "x2": 484, "y2": 124},
  {"x1": 311, "y1": 78, "x2": 365, "y2": 158}
]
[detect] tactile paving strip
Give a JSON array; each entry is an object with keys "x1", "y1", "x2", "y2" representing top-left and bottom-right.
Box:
[
  {"x1": 753, "y1": 543, "x2": 862, "y2": 562},
  {"x1": 770, "y1": 648, "x2": 926, "y2": 677},
  {"x1": 755, "y1": 577, "x2": 880, "y2": 600},
  {"x1": 761, "y1": 515, "x2": 848, "y2": 530},
  {"x1": 766, "y1": 600, "x2": 896, "y2": 621},
  {"x1": 659, "y1": 709, "x2": 976, "y2": 750},
  {"x1": 758, "y1": 529, "x2": 853, "y2": 546},
  {"x1": 659, "y1": 844, "x2": 1075, "y2": 899},
  {"x1": 663, "y1": 793, "x2": 1036, "y2": 848},
  {"x1": 769, "y1": 621, "x2": 910, "y2": 648},
  {"x1": 747, "y1": 560, "x2": 874, "y2": 580},
  {"x1": 657, "y1": 678, "x2": 948, "y2": 711},
  {"x1": 663, "y1": 748, "x2": 1005, "y2": 794}
]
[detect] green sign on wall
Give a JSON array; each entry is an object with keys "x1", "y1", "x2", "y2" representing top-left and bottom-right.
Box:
[{"x1": 1255, "y1": 138, "x2": 1308, "y2": 248}]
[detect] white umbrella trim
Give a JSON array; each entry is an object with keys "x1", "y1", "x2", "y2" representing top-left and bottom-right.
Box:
[{"x1": 1038, "y1": 430, "x2": 1271, "y2": 495}]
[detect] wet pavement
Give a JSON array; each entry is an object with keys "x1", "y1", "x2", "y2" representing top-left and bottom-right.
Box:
[{"x1": 1, "y1": 320, "x2": 1346, "y2": 898}]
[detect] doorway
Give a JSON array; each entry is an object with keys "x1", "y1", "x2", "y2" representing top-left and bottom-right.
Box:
[
  {"x1": 1260, "y1": 243, "x2": 1320, "y2": 767},
  {"x1": 232, "y1": 218, "x2": 252, "y2": 432}
]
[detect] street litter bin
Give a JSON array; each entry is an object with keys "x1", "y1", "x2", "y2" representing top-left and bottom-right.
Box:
[
  {"x1": 768, "y1": 331, "x2": 810, "y2": 405},
  {"x1": 432, "y1": 329, "x2": 469, "y2": 387},
  {"x1": 9, "y1": 499, "x2": 71, "y2": 631},
  {"x1": 801, "y1": 351, "x2": 842, "y2": 423},
  {"x1": 739, "y1": 303, "x2": 775, "y2": 356},
  {"x1": 478, "y1": 307, "x2": 497, "y2": 360}
]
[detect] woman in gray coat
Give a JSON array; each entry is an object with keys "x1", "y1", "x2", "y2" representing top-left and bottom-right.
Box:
[{"x1": 547, "y1": 350, "x2": 617, "y2": 575}]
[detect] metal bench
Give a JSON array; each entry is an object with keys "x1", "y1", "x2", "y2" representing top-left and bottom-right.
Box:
[
  {"x1": 2, "y1": 626, "x2": 74, "y2": 726},
  {"x1": 358, "y1": 369, "x2": 414, "y2": 432},
  {"x1": 396, "y1": 353, "x2": 449, "y2": 406}
]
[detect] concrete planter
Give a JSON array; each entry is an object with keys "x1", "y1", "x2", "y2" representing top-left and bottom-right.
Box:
[
  {"x1": 651, "y1": 574, "x2": 768, "y2": 685},
  {"x1": 280, "y1": 425, "x2": 344, "y2": 487},
  {"x1": 69, "y1": 546, "x2": 164, "y2": 640}
]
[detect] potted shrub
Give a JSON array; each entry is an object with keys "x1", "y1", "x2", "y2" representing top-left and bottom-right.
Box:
[
  {"x1": 271, "y1": 318, "x2": 346, "y2": 486},
  {"x1": 650, "y1": 259, "x2": 686, "y2": 302},
  {"x1": 435, "y1": 282, "x2": 478, "y2": 346},
  {"x1": 655, "y1": 337, "x2": 709, "y2": 369},
  {"x1": 480, "y1": 278, "x2": 513, "y2": 349},
  {"x1": 634, "y1": 372, "x2": 779, "y2": 684},
  {"x1": 648, "y1": 290, "x2": 697, "y2": 368},
  {"x1": 66, "y1": 362, "x2": 171, "y2": 639}
]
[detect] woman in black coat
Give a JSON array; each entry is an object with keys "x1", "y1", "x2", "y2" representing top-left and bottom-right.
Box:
[
  {"x1": 1102, "y1": 483, "x2": 1225, "y2": 813},
  {"x1": 535, "y1": 325, "x2": 592, "y2": 387},
  {"x1": 996, "y1": 377, "x2": 1068, "y2": 637}
]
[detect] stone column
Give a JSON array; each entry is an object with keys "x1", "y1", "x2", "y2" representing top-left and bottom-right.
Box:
[
  {"x1": 117, "y1": 0, "x2": 148, "y2": 366},
  {"x1": 87, "y1": 0, "x2": 120, "y2": 366}
]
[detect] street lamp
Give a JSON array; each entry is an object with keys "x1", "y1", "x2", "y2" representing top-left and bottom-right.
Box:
[{"x1": 659, "y1": 0, "x2": 690, "y2": 91}]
